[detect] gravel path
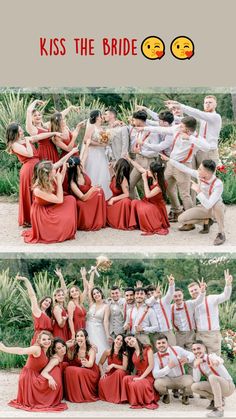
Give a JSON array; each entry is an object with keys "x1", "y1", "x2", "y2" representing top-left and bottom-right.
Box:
[
  {"x1": 0, "y1": 202, "x2": 235, "y2": 255},
  {"x1": 0, "y1": 370, "x2": 235, "y2": 418}
]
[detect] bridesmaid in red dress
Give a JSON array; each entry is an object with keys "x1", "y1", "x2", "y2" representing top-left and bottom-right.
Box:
[
  {"x1": 68, "y1": 155, "x2": 106, "y2": 231},
  {"x1": 64, "y1": 329, "x2": 100, "y2": 403},
  {"x1": 26, "y1": 99, "x2": 59, "y2": 163},
  {"x1": 0, "y1": 331, "x2": 67, "y2": 412},
  {"x1": 16, "y1": 275, "x2": 53, "y2": 344},
  {"x1": 52, "y1": 267, "x2": 70, "y2": 340},
  {"x1": 98, "y1": 334, "x2": 128, "y2": 403},
  {"x1": 6, "y1": 123, "x2": 60, "y2": 227},
  {"x1": 106, "y1": 158, "x2": 131, "y2": 229},
  {"x1": 67, "y1": 267, "x2": 88, "y2": 340},
  {"x1": 128, "y1": 156, "x2": 169, "y2": 235},
  {"x1": 22, "y1": 148, "x2": 78, "y2": 244},
  {"x1": 121, "y1": 335, "x2": 159, "y2": 409}
]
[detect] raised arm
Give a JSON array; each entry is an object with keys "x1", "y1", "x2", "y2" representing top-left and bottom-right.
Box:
[
  {"x1": 67, "y1": 301, "x2": 76, "y2": 340},
  {"x1": 54, "y1": 267, "x2": 67, "y2": 295},
  {"x1": 12, "y1": 137, "x2": 34, "y2": 158},
  {"x1": 141, "y1": 171, "x2": 161, "y2": 199},
  {"x1": 163, "y1": 274, "x2": 175, "y2": 304},
  {"x1": 53, "y1": 146, "x2": 78, "y2": 170},
  {"x1": 16, "y1": 275, "x2": 41, "y2": 317},
  {"x1": 80, "y1": 267, "x2": 89, "y2": 304},
  {"x1": 103, "y1": 305, "x2": 111, "y2": 340},
  {"x1": 26, "y1": 100, "x2": 45, "y2": 135},
  {"x1": 33, "y1": 168, "x2": 64, "y2": 204},
  {"x1": 125, "y1": 155, "x2": 145, "y2": 173},
  {"x1": 215, "y1": 270, "x2": 233, "y2": 304},
  {"x1": 0, "y1": 342, "x2": 41, "y2": 357},
  {"x1": 61, "y1": 105, "x2": 79, "y2": 119}
]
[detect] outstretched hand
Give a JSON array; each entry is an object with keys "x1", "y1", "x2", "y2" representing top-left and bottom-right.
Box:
[
  {"x1": 198, "y1": 278, "x2": 207, "y2": 293},
  {"x1": 167, "y1": 274, "x2": 175, "y2": 286},
  {"x1": 224, "y1": 269, "x2": 233, "y2": 286}
]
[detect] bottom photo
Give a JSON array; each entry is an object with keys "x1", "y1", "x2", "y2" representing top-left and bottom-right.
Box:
[{"x1": 0, "y1": 255, "x2": 235, "y2": 418}]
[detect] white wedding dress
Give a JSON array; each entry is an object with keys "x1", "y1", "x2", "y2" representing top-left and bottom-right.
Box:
[
  {"x1": 84, "y1": 126, "x2": 112, "y2": 200},
  {"x1": 86, "y1": 303, "x2": 109, "y2": 362}
]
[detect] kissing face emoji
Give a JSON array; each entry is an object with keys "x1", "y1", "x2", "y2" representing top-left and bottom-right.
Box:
[
  {"x1": 170, "y1": 36, "x2": 194, "y2": 60},
  {"x1": 141, "y1": 36, "x2": 165, "y2": 60}
]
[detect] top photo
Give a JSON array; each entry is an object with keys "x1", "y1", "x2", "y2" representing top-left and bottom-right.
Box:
[{"x1": 0, "y1": 88, "x2": 235, "y2": 254}]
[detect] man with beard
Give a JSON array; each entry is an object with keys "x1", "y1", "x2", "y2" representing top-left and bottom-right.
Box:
[
  {"x1": 124, "y1": 287, "x2": 158, "y2": 345},
  {"x1": 191, "y1": 340, "x2": 235, "y2": 417},
  {"x1": 153, "y1": 333, "x2": 195, "y2": 405}
]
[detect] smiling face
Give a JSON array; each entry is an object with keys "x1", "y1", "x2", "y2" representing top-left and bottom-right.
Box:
[
  {"x1": 32, "y1": 110, "x2": 43, "y2": 126},
  {"x1": 40, "y1": 297, "x2": 52, "y2": 311},
  {"x1": 69, "y1": 286, "x2": 80, "y2": 301},
  {"x1": 192, "y1": 342, "x2": 205, "y2": 358},
  {"x1": 38, "y1": 332, "x2": 52, "y2": 349},
  {"x1": 54, "y1": 289, "x2": 65, "y2": 304},
  {"x1": 171, "y1": 36, "x2": 194, "y2": 60},
  {"x1": 155, "y1": 338, "x2": 168, "y2": 353},
  {"x1": 141, "y1": 36, "x2": 165, "y2": 60},
  {"x1": 188, "y1": 283, "x2": 200, "y2": 300},
  {"x1": 125, "y1": 290, "x2": 134, "y2": 305},
  {"x1": 114, "y1": 334, "x2": 123, "y2": 349},
  {"x1": 173, "y1": 290, "x2": 184, "y2": 305},
  {"x1": 125, "y1": 336, "x2": 137, "y2": 347},
  {"x1": 134, "y1": 290, "x2": 146, "y2": 304},
  {"x1": 111, "y1": 288, "x2": 121, "y2": 302},
  {"x1": 76, "y1": 330, "x2": 86, "y2": 346},
  {"x1": 92, "y1": 288, "x2": 102, "y2": 302}
]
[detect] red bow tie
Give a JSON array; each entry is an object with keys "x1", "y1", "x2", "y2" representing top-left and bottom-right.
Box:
[
  {"x1": 176, "y1": 307, "x2": 184, "y2": 311},
  {"x1": 160, "y1": 353, "x2": 169, "y2": 357}
]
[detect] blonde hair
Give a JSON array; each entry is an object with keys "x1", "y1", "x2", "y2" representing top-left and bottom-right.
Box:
[
  {"x1": 205, "y1": 95, "x2": 217, "y2": 102},
  {"x1": 188, "y1": 282, "x2": 199, "y2": 289},
  {"x1": 36, "y1": 330, "x2": 53, "y2": 346},
  {"x1": 68, "y1": 285, "x2": 81, "y2": 301},
  {"x1": 53, "y1": 288, "x2": 65, "y2": 305},
  {"x1": 33, "y1": 161, "x2": 54, "y2": 192},
  {"x1": 50, "y1": 112, "x2": 63, "y2": 133}
]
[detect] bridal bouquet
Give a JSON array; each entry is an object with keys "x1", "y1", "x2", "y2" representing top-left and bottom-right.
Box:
[
  {"x1": 88, "y1": 256, "x2": 113, "y2": 277},
  {"x1": 99, "y1": 129, "x2": 111, "y2": 145}
]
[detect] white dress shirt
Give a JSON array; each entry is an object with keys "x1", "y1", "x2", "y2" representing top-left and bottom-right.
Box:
[
  {"x1": 146, "y1": 285, "x2": 175, "y2": 332},
  {"x1": 153, "y1": 346, "x2": 195, "y2": 378},
  {"x1": 194, "y1": 286, "x2": 232, "y2": 331},
  {"x1": 124, "y1": 303, "x2": 158, "y2": 334},
  {"x1": 172, "y1": 292, "x2": 205, "y2": 332},
  {"x1": 193, "y1": 353, "x2": 233, "y2": 382},
  {"x1": 128, "y1": 125, "x2": 159, "y2": 158},
  {"x1": 169, "y1": 159, "x2": 223, "y2": 209},
  {"x1": 181, "y1": 104, "x2": 222, "y2": 150}
]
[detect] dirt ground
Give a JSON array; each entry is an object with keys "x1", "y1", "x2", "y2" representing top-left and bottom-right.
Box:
[
  {"x1": 0, "y1": 202, "x2": 235, "y2": 255},
  {"x1": 0, "y1": 370, "x2": 235, "y2": 418}
]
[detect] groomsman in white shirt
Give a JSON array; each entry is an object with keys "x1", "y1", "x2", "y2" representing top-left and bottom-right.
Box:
[
  {"x1": 103, "y1": 107, "x2": 129, "y2": 162},
  {"x1": 172, "y1": 280, "x2": 206, "y2": 351},
  {"x1": 146, "y1": 275, "x2": 176, "y2": 346},
  {"x1": 124, "y1": 287, "x2": 158, "y2": 345},
  {"x1": 191, "y1": 340, "x2": 235, "y2": 417},
  {"x1": 123, "y1": 287, "x2": 135, "y2": 323},
  {"x1": 141, "y1": 116, "x2": 212, "y2": 223},
  {"x1": 128, "y1": 110, "x2": 160, "y2": 198},
  {"x1": 165, "y1": 96, "x2": 222, "y2": 167},
  {"x1": 188, "y1": 270, "x2": 233, "y2": 355},
  {"x1": 163, "y1": 157, "x2": 225, "y2": 245},
  {"x1": 153, "y1": 333, "x2": 195, "y2": 405}
]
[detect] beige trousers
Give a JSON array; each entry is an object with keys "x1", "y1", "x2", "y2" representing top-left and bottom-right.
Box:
[
  {"x1": 178, "y1": 201, "x2": 225, "y2": 233},
  {"x1": 191, "y1": 149, "x2": 220, "y2": 204},
  {"x1": 165, "y1": 161, "x2": 193, "y2": 213},
  {"x1": 196, "y1": 331, "x2": 222, "y2": 356},
  {"x1": 154, "y1": 375, "x2": 193, "y2": 395},
  {"x1": 175, "y1": 330, "x2": 196, "y2": 350},
  {"x1": 129, "y1": 154, "x2": 156, "y2": 199},
  {"x1": 192, "y1": 376, "x2": 235, "y2": 409}
]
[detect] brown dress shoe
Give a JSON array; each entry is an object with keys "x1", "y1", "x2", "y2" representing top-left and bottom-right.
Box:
[
  {"x1": 199, "y1": 218, "x2": 214, "y2": 234},
  {"x1": 162, "y1": 393, "x2": 170, "y2": 404},
  {"x1": 213, "y1": 233, "x2": 226, "y2": 246},
  {"x1": 182, "y1": 395, "x2": 189, "y2": 405},
  {"x1": 178, "y1": 224, "x2": 195, "y2": 231}
]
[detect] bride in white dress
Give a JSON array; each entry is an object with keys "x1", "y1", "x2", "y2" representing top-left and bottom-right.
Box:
[
  {"x1": 82, "y1": 110, "x2": 112, "y2": 200},
  {"x1": 86, "y1": 286, "x2": 110, "y2": 362}
]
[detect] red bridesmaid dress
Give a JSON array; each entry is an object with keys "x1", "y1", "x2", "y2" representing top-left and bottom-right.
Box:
[
  {"x1": 64, "y1": 355, "x2": 100, "y2": 402},
  {"x1": 72, "y1": 305, "x2": 87, "y2": 335},
  {"x1": 53, "y1": 306, "x2": 69, "y2": 341},
  {"x1": 98, "y1": 353, "x2": 127, "y2": 403},
  {"x1": 75, "y1": 174, "x2": 106, "y2": 231},
  {"x1": 60, "y1": 131, "x2": 79, "y2": 193},
  {"x1": 31, "y1": 312, "x2": 53, "y2": 344},
  {"x1": 8, "y1": 349, "x2": 68, "y2": 411},
  {"x1": 36, "y1": 128, "x2": 59, "y2": 163},
  {"x1": 129, "y1": 184, "x2": 169, "y2": 235},
  {"x1": 12, "y1": 146, "x2": 39, "y2": 226},
  {"x1": 22, "y1": 194, "x2": 77, "y2": 244},
  {"x1": 121, "y1": 347, "x2": 159, "y2": 409},
  {"x1": 106, "y1": 177, "x2": 131, "y2": 229}
]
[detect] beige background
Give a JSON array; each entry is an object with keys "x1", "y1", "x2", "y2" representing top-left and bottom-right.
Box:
[{"x1": 1, "y1": 0, "x2": 235, "y2": 87}]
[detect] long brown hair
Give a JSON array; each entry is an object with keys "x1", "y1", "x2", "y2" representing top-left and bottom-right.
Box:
[
  {"x1": 6, "y1": 122, "x2": 20, "y2": 153},
  {"x1": 50, "y1": 112, "x2": 63, "y2": 133},
  {"x1": 32, "y1": 161, "x2": 54, "y2": 192}
]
